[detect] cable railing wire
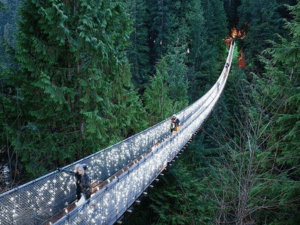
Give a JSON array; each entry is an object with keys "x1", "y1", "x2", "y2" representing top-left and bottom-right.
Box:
[
  {"x1": 54, "y1": 41, "x2": 235, "y2": 225},
  {"x1": 0, "y1": 42, "x2": 235, "y2": 225}
]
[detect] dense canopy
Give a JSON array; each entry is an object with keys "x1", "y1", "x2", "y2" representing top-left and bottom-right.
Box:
[{"x1": 1, "y1": 0, "x2": 300, "y2": 224}]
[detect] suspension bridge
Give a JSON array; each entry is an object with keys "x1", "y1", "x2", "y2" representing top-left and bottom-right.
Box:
[{"x1": 0, "y1": 41, "x2": 235, "y2": 225}]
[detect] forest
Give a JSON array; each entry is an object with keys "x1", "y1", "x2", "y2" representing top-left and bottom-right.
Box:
[{"x1": 1, "y1": 0, "x2": 300, "y2": 224}]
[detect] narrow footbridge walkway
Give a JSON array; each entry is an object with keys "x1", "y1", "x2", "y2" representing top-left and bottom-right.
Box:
[{"x1": 0, "y1": 42, "x2": 235, "y2": 225}]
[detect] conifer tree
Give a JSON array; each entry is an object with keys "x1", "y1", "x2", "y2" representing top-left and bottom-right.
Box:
[
  {"x1": 0, "y1": 56, "x2": 22, "y2": 187},
  {"x1": 238, "y1": 0, "x2": 281, "y2": 71},
  {"x1": 254, "y1": 3, "x2": 300, "y2": 222},
  {"x1": 146, "y1": 0, "x2": 191, "y2": 66},
  {"x1": 144, "y1": 25, "x2": 189, "y2": 125},
  {"x1": 223, "y1": 0, "x2": 241, "y2": 29},
  {"x1": 125, "y1": 0, "x2": 151, "y2": 91},
  {"x1": 202, "y1": 0, "x2": 228, "y2": 45},
  {"x1": 185, "y1": 0, "x2": 228, "y2": 102},
  {"x1": 0, "y1": 0, "x2": 23, "y2": 187},
  {"x1": 144, "y1": 58, "x2": 173, "y2": 125},
  {"x1": 260, "y1": 1, "x2": 300, "y2": 177},
  {"x1": 165, "y1": 25, "x2": 189, "y2": 112},
  {"x1": 187, "y1": 0, "x2": 214, "y2": 102},
  {"x1": 147, "y1": 0, "x2": 173, "y2": 58},
  {"x1": 0, "y1": 0, "x2": 20, "y2": 42},
  {"x1": 5, "y1": 0, "x2": 143, "y2": 178}
]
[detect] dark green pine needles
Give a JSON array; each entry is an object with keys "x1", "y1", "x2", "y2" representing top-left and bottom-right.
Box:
[{"x1": 10, "y1": 0, "x2": 145, "y2": 178}]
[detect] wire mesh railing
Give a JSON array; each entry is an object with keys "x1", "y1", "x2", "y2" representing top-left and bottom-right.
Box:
[
  {"x1": 53, "y1": 41, "x2": 235, "y2": 225},
  {"x1": 0, "y1": 42, "x2": 235, "y2": 225}
]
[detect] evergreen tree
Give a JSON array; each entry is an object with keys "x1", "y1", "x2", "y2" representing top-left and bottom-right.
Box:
[
  {"x1": 187, "y1": 0, "x2": 215, "y2": 102},
  {"x1": 144, "y1": 27, "x2": 189, "y2": 125},
  {"x1": 144, "y1": 58, "x2": 173, "y2": 125},
  {"x1": 125, "y1": 0, "x2": 151, "y2": 92},
  {"x1": 186, "y1": 0, "x2": 228, "y2": 102},
  {"x1": 165, "y1": 25, "x2": 189, "y2": 112},
  {"x1": 146, "y1": 0, "x2": 192, "y2": 68},
  {"x1": 238, "y1": 0, "x2": 281, "y2": 71},
  {"x1": 223, "y1": 0, "x2": 242, "y2": 29},
  {"x1": 253, "y1": 2, "x2": 300, "y2": 223},
  {"x1": 202, "y1": 0, "x2": 228, "y2": 45},
  {"x1": 187, "y1": 3, "x2": 300, "y2": 222},
  {"x1": 3, "y1": 0, "x2": 145, "y2": 179},
  {"x1": 0, "y1": 0, "x2": 23, "y2": 188},
  {"x1": 147, "y1": 0, "x2": 173, "y2": 59}
]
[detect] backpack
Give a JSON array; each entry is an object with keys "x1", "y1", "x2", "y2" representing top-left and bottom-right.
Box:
[{"x1": 174, "y1": 118, "x2": 180, "y2": 127}]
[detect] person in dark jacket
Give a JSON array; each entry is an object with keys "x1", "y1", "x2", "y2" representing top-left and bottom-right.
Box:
[
  {"x1": 170, "y1": 115, "x2": 176, "y2": 135},
  {"x1": 174, "y1": 116, "x2": 180, "y2": 128},
  {"x1": 225, "y1": 62, "x2": 230, "y2": 70},
  {"x1": 170, "y1": 114, "x2": 180, "y2": 135},
  {"x1": 58, "y1": 164, "x2": 91, "y2": 202}
]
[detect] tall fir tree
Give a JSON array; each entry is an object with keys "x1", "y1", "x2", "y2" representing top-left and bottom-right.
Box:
[
  {"x1": 238, "y1": 0, "x2": 281, "y2": 72},
  {"x1": 202, "y1": 0, "x2": 228, "y2": 45},
  {"x1": 186, "y1": 0, "x2": 228, "y2": 103},
  {"x1": 147, "y1": 0, "x2": 173, "y2": 59},
  {"x1": 146, "y1": 0, "x2": 192, "y2": 68},
  {"x1": 144, "y1": 27, "x2": 189, "y2": 125},
  {"x1": 187, "y1": 0, "x2": 215, "y2": 102},
  {"x1": 144, "y1": 58, "x2": 173, "y2": 125},
  {"x1": 165, "y1": 24, "x2": 189, "y2": 112},
  {"x1": 2, "y1": 0, "x2": 146, "y2": 179},
  {"x1": 0, "y1": 0, "x2": 23, "y2": 188},
  {"x1": 254, "y1": 2, "x2": 300, "y2": 223},
  {"x1": 223, "y1": 0, "x2": 241, "y2": 29},
  {"x1": 125, "y1": 0, "x2": 151, "y2": 92}
]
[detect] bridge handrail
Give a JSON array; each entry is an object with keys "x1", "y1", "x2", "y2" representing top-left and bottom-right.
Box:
[
  {"x1": 0, "y1": 42, "x2": 235, "y2": 225},
  {"x1": 54, "y1": 42, "x2": 235, "y2": 225}
]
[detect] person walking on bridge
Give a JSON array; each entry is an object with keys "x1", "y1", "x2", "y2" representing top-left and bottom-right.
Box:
[
  {"x1": 224, "y1": 62, "x2": 230, "y2": 82},
  {"x1": 58, "y1": 164, "x2": 91, "y2": 205},
  {"x1": 170, "y1": 114, "x2": 180, "y2": 135}
]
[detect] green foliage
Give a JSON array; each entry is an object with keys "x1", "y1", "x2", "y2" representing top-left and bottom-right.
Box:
[
  {"x1": 164, "y1": 25, "x2": 189, "y2": 112},
  {"x1": 0, "y1": 0, "x2": 146, "y2": 179},
  {"x1": 125, "y1": 0, "x2": 151, "y2": 91},
  {"x1": 144, "y1": 33, "x2": 189, "y2": 125},
  {"x1": 2, "y1": 1, "x2": 300, "y2": 224},
  {"x1": 223, "y1": 0, "x2": 242, "y2": 28},
  {"x1": 144, "y1": 58, "x2": 173, "y2": 125},
  {"x1": 146, "y1": 0, "x2": 174, "y2": 58},
  {"x1": 187, "y1": 0, "x2": 228, "y2": 102},
  {"x1": 261, "y1": 0, "x2": 300, "y2": 171},
  {"x1": 0, "y1": 0, "x2": 20, "y2": 43},
  {"x1": 251, "y1": 3, "x2": 300, "y2": 223},
  {"x1": 202, "y1": 0, "x2": 228, "y2": 43},
  {"x1": 185, "y1": 66, "x2": 300, "y2": 224},
  {"x1": 238, "y1": 0, "x2": 281, "y2": 71}
]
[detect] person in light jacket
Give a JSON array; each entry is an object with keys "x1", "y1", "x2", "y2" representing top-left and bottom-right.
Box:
[{"x1": 59, "y1": 164, "x2": 91, "y2": 202}]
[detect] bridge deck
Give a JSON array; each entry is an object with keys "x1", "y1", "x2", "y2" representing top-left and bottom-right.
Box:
[{"x1": 0, "y1": 41, "x2": 235, "y2": 225}]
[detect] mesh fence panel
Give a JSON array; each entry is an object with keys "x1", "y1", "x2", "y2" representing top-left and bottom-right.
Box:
[
  {"x1": 0, "y1": 43, "x2": 235, "y2": 225},
  {"x1": 53, "y1": 42, "x2": 235, "y2": 225}
]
